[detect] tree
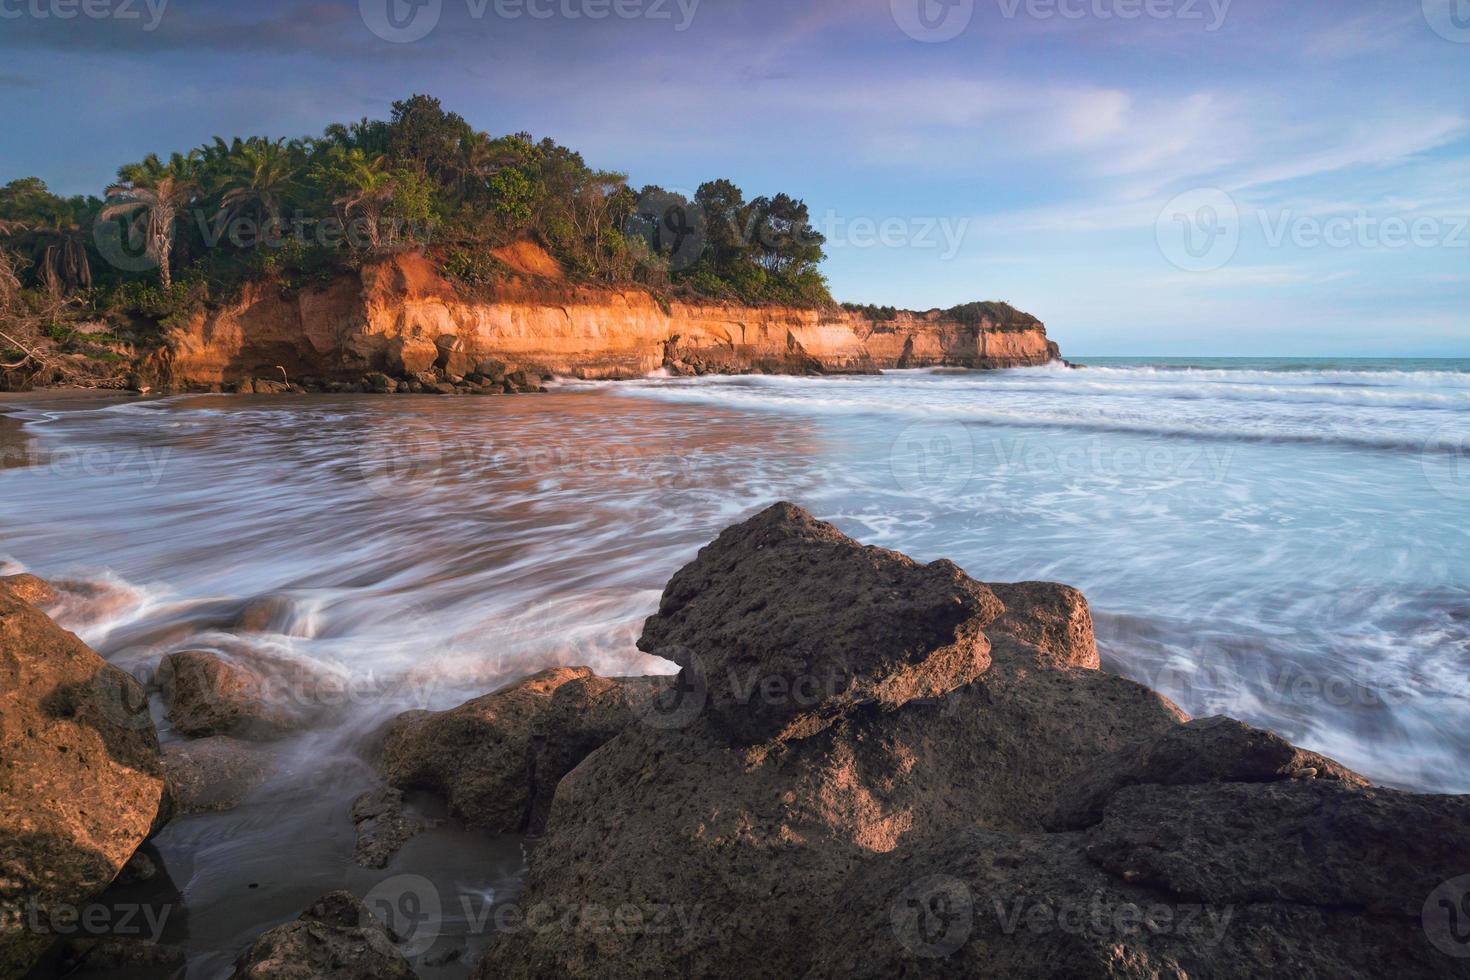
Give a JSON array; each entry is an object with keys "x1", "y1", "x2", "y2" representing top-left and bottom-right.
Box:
[
  {"x1": 695, "y1": 179, "x2": 747, "y2": 273},
  {"x1": 387, "y1": 94, "x2": 472, "y2": 182},
  {"x1": 102, "y1": 153, "x2": 202, "y2": 289},
  {"x1": 317, "y1": 149, "x2": 396, "y2": 250},
  {"x1": 216, "y1": 137, "x2": 303, "y2": 231}
]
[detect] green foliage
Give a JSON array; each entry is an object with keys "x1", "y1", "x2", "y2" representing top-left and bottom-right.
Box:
[
  {"x1": 944, "y1": 301, "x2": 1036, "y2": 327},
  {"x1": 0, "y1": 94, "x2": 841, "y2": 326},
  {"x1": 842, "y1": 303, "x2": 900, "y2": 322}
]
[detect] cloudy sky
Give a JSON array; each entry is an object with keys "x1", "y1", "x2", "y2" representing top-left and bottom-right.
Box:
[{"x1": 3, "y1": 0, "x2": 1468, "y2": 354}]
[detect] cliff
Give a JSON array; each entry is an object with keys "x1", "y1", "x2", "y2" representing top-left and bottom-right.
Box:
[{"x1": 146, "y1": 246, "x2": 1061, "y2": 388}]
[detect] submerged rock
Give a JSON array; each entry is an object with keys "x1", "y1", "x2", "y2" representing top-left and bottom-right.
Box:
[
  {"x1": 0, "y1": 593, "x2": 168, "y2": 979},
  {"x1": 350, "y1": 787, "x2": 423, "y2": 870},
  {"x1": 227, "y1": 891, "x2": 415, "y2": 980},
  {"x1": 161, "y1": 736, "x2": 275, "y2": 814},
  {"x1": 158, "y1": 650, "x2": 316, "y2": 740},
  {"x1": 474, "y1": 503, "x2": 1470, "y2": 980}
]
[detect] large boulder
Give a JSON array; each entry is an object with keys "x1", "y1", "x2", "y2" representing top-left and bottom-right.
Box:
[
  {"x1": 227, "y1": 891, "x2": 415, "y2": 980},
  {"x1": 475, "y1": 503, "x2": 1470, "y2": 979},
  {"x1": 0, "y1": 593, "x2": 168, "y2": 978},
  {"x1": 637, "y1": 502, "x2": 1005, "y2": 745}
]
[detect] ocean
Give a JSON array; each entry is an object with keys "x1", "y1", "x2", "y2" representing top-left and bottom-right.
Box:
[{"x1": 1, "y1": 356, "x2": 1466, "y2": 975}]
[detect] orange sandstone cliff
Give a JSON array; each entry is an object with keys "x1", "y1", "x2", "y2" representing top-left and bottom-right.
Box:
[{"x1": 148, "y1": 248, "x2": 1062, "y2": 387}]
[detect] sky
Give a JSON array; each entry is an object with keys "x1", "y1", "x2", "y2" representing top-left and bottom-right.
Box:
[{"x1": 2, "y1": 0, "x2": 1468, "y2": 355}]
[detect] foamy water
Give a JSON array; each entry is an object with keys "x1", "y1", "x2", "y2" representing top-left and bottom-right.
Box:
[{"x1": 1, "y1": 359, "x2": 1467, "y2": 975}]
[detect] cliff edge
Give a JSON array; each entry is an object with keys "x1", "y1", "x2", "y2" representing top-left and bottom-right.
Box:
[{"x1": 143, "y1": 246, "x2": 1061, "y2": 389}]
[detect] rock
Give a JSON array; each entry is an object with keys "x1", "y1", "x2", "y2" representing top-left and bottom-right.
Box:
[
  {"x1": 1046, "y1": 715, "x2": 1368, "y2": 830},
  {"x1": 158, "y1": 650, "x2": 315, "y2": 740},
  {"x1": 350, "y1": 787, "x2": 423, "y2": 870},
  {"x1": 379, "y1": 667, "x2": 644, "y2": 834},
  {"x1": 0, "y1": 572, "x2": 58, "y2": 607},
  {"x1": 115, "y1": 847, "x2": 158, "y2": 886},
  {"x1": 0, "y1": 593, "x2": 167, "y2": 979},
  {"x1": 364, "y1": 372, "x2": 395, "y2": 394},
  {"x1": 636, "y1": 501, "x2": 1005, "y2": 745},
  {"x1": 55, "y1": 938, "x2": 187, "y2": 979},
  {"x1": 986, "y1": 580, "x2": 1098, "y2": 669},
  {"x1": 475, "y1": 504, "x2": 1470, "y2": 979},
  {"x1": 162, "y1": 736, "x2": 274, "y2": 814},
  {"x1": 232, "y1": 594, "x2": 302, "y2": 634},
  {"x1": 1085, "y1": 780, "x2": 1470, "y2": 918},
  {"x1": 474, "y1": 359, "x2": 509, "y2": 383},
  {"x1": 227, "y1": 891, "x2": 415, "y2": 980}
]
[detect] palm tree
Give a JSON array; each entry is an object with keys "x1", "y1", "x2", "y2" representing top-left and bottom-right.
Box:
[
  {"x1": 324, "y1": 149, "x2": 395, "y2": 250},
  {"x1": 101, "y1": 153, "x2": 201, "y2": 289},
  {"x1": 32, "y1": 219, "x2": 92, "y2": 297},
  {"x1": 216, "y1": 137, "x2": 302, "y2": 232}
]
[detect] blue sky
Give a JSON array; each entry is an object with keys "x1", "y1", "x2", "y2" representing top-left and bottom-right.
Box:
[{"x1": 2, "y1": 0, "x2": 1468, "y2": 355}]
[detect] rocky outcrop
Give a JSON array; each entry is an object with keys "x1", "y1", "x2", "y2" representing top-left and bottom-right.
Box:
[
  {"x1": 474, "y1": 504, "x2": 1470, "y2": 980},
  {"x1": 158, "y1": 649, "x2": 328, "y2": 740},
  {"x1": 147, "y1": 248, "x2": 1062, "y2": 388},
  {"x1": 227, "y1": 892, "x2": 415, "y2": 980},
  {"x1": 0, "y1": 591, "x2": 168, "y2": 979},
  {"x1": 377, "y1": 667, "x2": 654, "y2": 837}
]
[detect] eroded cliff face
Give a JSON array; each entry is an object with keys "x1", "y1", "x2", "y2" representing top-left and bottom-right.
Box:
[{"x1": 153, "y1": 249, "x2": 1061, "y2": 386}]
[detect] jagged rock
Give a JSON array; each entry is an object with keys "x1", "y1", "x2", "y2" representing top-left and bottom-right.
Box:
[
  {"x1": 986, "y1": 580, "x2": 1098, "y2": 669},
  {"x1": 227, "y1": 891, "x2": 415, "y2": 980},
  {"x1": 1084, "y1": 780, "x2": 1470, "y2": 918},
  {"x1": 378, "y1": 667, "x2": 647, "y2": 834},
  {"x1": 158, "y1": 650, "x2": 315, "y2": 740},
  {"x1": 350, "y1": 787, "x2": 423, "y2": 870},
  {"x1": 636, "y1": 501, "x2": 1005, "y2": 744},
  {"x1": 1046, "y1": 715, "x2": 1367, "y2": 830},
  {"x1": 475, "y1": 504, "x2": 1470, "y2": 980},
  {"x1": 0, "y1": 593, "x2": 168, "y2": 979},
  {"x1": 0, "y1": 572, "x2": 58, "y2": 607},
  {"x1": 162, "y1": 736, "x2": 274, "y2": 814}
]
